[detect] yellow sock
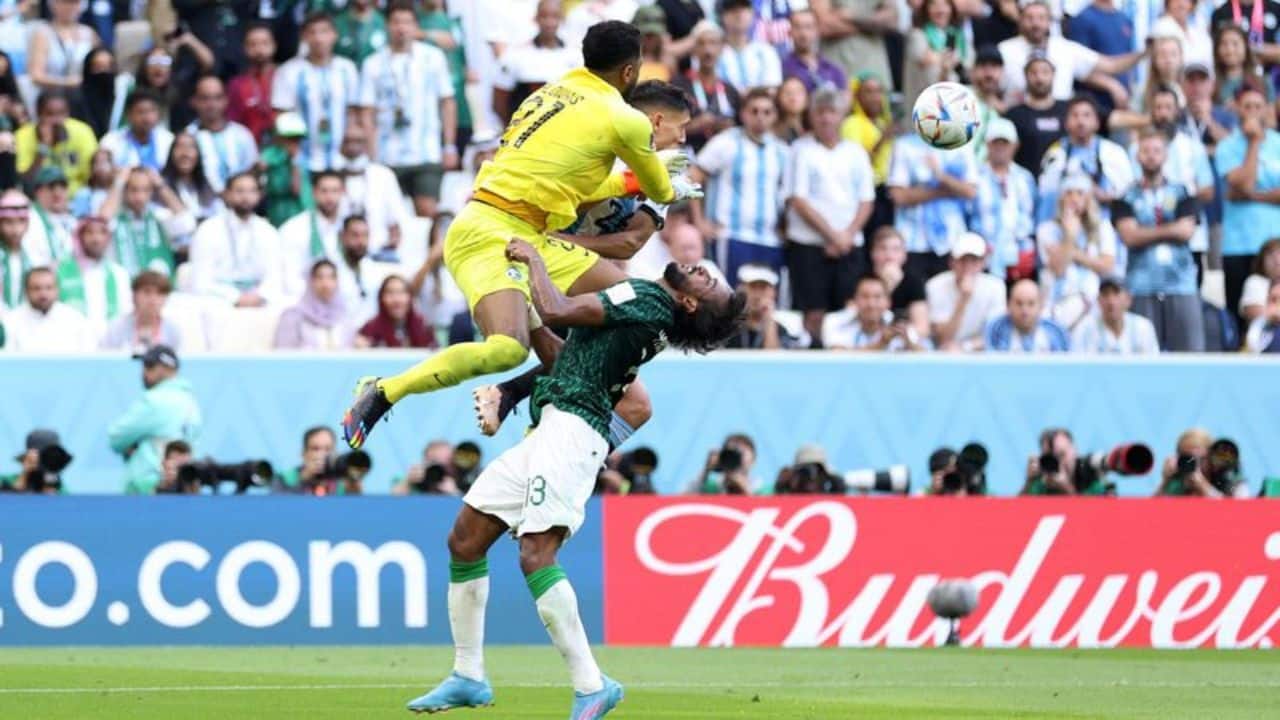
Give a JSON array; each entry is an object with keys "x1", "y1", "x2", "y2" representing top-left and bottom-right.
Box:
[{"x1": 378, "y1": 334, "x2": 528, "y2": 404}]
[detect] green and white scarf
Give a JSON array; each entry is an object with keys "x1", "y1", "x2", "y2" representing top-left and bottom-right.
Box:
[
  {"x1": 0, "y1": 243, "x2": 30, "y2": 308},
  {"x1": 113, "y1": 211, "x2": 174, "y2": 277},
  {"x1": 57, "y1": 257, "x2": 122, "y2": 320}
]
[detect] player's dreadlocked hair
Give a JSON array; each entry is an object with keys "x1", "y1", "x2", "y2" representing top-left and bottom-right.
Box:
[{"x1": 667, "y1": 289, "x2": 748, "y2": 355}]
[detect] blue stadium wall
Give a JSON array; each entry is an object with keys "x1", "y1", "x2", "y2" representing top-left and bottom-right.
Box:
[{"x1": 1, "y1": 353, "x2": 1277, "y2": 497}]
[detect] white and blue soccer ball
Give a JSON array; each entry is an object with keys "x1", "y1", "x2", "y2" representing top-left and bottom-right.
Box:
[{"x1": 912, "y1": 81, "x2": 982, "y2": 151}]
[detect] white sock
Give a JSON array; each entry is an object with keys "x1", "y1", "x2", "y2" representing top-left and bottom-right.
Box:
[
  {"x1": 535, "y1": 579, "x2": 603, "y2": 694},
  {"x1": 448, "y1": 577, "x2": 489, "y2": 681}
]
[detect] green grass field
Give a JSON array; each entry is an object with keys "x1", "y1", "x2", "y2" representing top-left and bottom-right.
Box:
[{"x1": 1, "y1": 646, "x2": 1277, "y2": 719}]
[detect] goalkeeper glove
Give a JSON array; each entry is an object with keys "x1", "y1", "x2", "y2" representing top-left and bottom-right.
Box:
[{"x1": 670, "y1": 175, "x2": 704, "y2": 202}]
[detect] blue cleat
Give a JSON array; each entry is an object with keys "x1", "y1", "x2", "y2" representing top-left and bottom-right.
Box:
[
  {"x1": 405, "y1": 672, "x2": 494, "y2": 714},
  {"x1": 569, "y1": 675, "x2": 624, "y2": 720},
  {"x1": 342, "y1": 376, "x2": 392, "y2": 449}
]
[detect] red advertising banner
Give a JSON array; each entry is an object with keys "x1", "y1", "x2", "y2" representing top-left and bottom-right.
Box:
[{"x1": 602, "y1": 497, "x2": 1280, "y2": 648}]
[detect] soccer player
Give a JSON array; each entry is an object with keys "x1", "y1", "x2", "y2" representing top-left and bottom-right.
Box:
[
  {"x1": 341, "y1": 21, "x2": 701, "y2": 450},
  {"x1": 404, "y1": 239, "x2": 745, "y2": 717}
]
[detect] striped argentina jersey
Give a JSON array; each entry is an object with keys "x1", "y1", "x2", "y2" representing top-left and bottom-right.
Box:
[
  {"x1": 185, "y1": 121, "x2": 259, "y2": 192},
  {"x1": 716, "y1": 40, "x2": 783, "y2": 92},
  {"x1": 695, "y1": 127, "x2": 788, "y2": 248},
  {"x1": 272, "y1": 56, "x2": 360, "y2": 172},
  {"x1": 359, "y1": 42, "x2": 454, "y2": 167}
]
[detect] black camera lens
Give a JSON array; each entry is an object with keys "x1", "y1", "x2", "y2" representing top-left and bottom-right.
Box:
[
  {"x1": 1176, "y1": 454, "x2": 1199, "y2": 475},
  {"x1": 1039, "y1": 452, "x2": 1060, "y2": 475}
]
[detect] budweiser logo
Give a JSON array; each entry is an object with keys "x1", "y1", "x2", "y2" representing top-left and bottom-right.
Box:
[{"x1": 624, "y1": 500, "x2": 1280, "y2": 649}]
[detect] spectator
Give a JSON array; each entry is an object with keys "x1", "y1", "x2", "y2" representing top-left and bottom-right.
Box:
[
  {"x1": 927, "y1": 231, "x2": 1007, "y2": 351},
  {"x1": 360, "y1": 1, "x2": 458, "y2": 221},
  {"x1": 260, "y1": 112, "x2": 312, "y2": 228},
  {"x1": 71, "y1": 148, "x2": 114, "y2": 218},
  {"x1": 108, "y1": 344, "x2": 201, "y2": 495},
  {"x1": 690, "y1": 88, "x2": 788, "y2": 283},
  {"x1": 133, "y1": 49, "x2": 180, "y2": 130},
  {"x1": 997, "y1": 0, "x2": 1143, "y2": 107},
  {"x1": 153, "y1": 441, "x2": 197, "y2": 494},
  {"x1": 98, "y1": 166, "x2": 194, "y2": 277},
  {"x1": 781, "y1": 9, "x2": 846, "y2": 93},
  {"x1": 971, "y1": 117, "x2": 1036, "y2": 281},
  {"x1": 561, "y1": 0, "x2": 640, "y2": 51},
  {"x1": 26, "y1": 0, "x2": 98, "y2": 93},
  {"x1": 725, "y1": 263, "x2": 807, "y2": 349},
  {"x1": 56, "y1": 216, "x2": 130, "y2": 339},
  {"x1": 226, "y1": 22, "x2": 278, "y2": 146},
  {"x1": 335, "y1": 0, "x2": 388, "y2": 66},
  {"x1": 674, "y1": 21, "x2": 738, "y2": 152},
  {"x1": 785, "y1": 87, "x2": 874, "y2": 341},
  {"x1": 1212, "y1": 25, "x2": 1274, "y2": 106},
  {"x1": 1244, "y1": 280, "x2": 1280, "y2": 353},
  {"x1": 1, "y1": 267, "x2": 93, "y2": 352},
  {"x1": 76, "y1": 48, "x2": 131, "y2": 139},
  {"x1": 1037, "y1": 96, "x2": 1134, "y2": 226},
  {"x1": 418, "y1": 0, "x2": 473, "y2": 156},
  {"x1": 161, "y1": 133, "x2": 221, "y2": 240},
  {"x1": 1241, "y1": 238, "x2": 1280, "y2": 322},
  {"x1": 773, "y1": 77, "x2": 808, "y2": 143},
  {"x1": 1152, "y1": 0, "x2": 1212, "y2": 68},
  {"x1": 653, "y1": 0, "x2": 706, "y2": 64},
  {"x1": 354, "y1": 274, "x2": 435, "y2": 348},
  {"x1": 16, "y1": 91, "x2": 96, "y2": 194},
  {"x1": 716, "y1": 0, "x2": 782, "y2": 92},
  {"x1": 492, "y1": 0, "x2": 580, "y2": 124},
  {"x1": 1004, "y1": 55, "x2": 1068, "y2": 173},
  {"x1": 391, "y1": 439, "x2": 461, "y2": 495},
  {"x1": 0, "y1": 191, "x2": 56, "y2": 312},
  {"x1": 1021, "y1": 428, "x2": 1110, "y2": 495},
  {"x1": 687, "y1": 433, "x2": 759, "y2": 494},
  {"x1": 99, "y1": 90, "x2": 176, "y2": 172},
  {"x1": 903, "y1": 0, "x2": 971, "y2": 112},
  {"x1": 1037, "y1": 174, "x2": 1118, "y2": 325},
  {"x1": 274, "y1": 259, "x2": 351, "y2": 350},
  {"x1": 1218, "y1": 83, "x2": 1280, "y2": 327},
  {"x1": 886, "y1": 122, "x2": 979, "y2": 278},
  {"x1": 637, "y1": 7, "x2": 673, "y2": 81},
  {"x1": 1065, "y1": 0, "x2": 1140, "y2": 105},
  {"x1": 1135, "y1": 37, "x2": 1186, "y2": 113},
  {"x1": 335, "y1": 215, "x2": 383, "y2": 319},
  {"x1": 272, "y1": 13, "x2": 361, "y2": 174},
  {"x1": 187, "y1": 172, "x2": 285, "y2": 307},
  {"x1": 984, "y1": 278, "x2": 1071, "y2": 352},
  {"x1": 967, "y1": 46, "x2": 1007, "y2": 160},
  {"x1": 186, "y1": 76, "x2": 258, "y2": 195},
  {"x1": 334, "y1": 125, "x2": 407, "y2": 260},
  {"x1": 868, "y1": 226, "x2": 930, "y2": 339},
  {"x1": 1072, "y1": 277, "x2": 1161, "y2": 354},
  {"x1": 823, "y1": 274, "x2": 927, "y2": 351},
  {"x1": 811, "y1": 0, "x2": 898, "y2": 93},
  {"x1": 841, "y1": 73, "x2": 894, "y2": 232},
  {"x1": 1210, "y1": 0, "x2": 1280, "y2": 91},
  {"x1": 28, "y1": 166, "x2": 75, "y2": 261},
  {"x1": 280, "y1": 171, "x2": 347, "y2": 299},
  {"x1": 137, "y1": 34, "x2": 217, "y2": 132},
  {"x1": 100, "y1": 270, "x2": 184, "y2": 352},
  {"x1": 0, "y1": 429, "x2": 71, "y2": 494},
  {"x1": 1155, "y1": 428, "x2": 1246, "y2": 497},
  {"x1": 1141, "y1": 85, "x2": 1214, "y2": 283},
  {"x1": 1112, "y1": 128, "x2": 1204, "y2": 351},
  {"x1": 1182, "y1": 61, "x2": 1237, "y2": 267},
  {"x1": 174, "y1": 0, "x2": 256, "y2": 78}
]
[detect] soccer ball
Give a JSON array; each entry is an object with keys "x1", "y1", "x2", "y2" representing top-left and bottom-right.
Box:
[{"x1": 912, "y1": 82, "x2": 981, "y2": 150}]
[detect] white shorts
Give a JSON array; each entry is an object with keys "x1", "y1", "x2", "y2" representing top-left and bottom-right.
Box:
[{"x1": 463, "y1": 405, "x2": 607, "y2": 539}]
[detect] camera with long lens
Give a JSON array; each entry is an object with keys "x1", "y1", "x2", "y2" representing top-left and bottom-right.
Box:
[
  {"x1": 24, "y1": 445, "x2": 73, "y2": 493},
  {"x1": 1200, "y1": 438, "x2": 1243, "y2": 495},
  {"x1": 940, "y1": 443, "x2": 988, "y2": 495},
  {"x1": 843, "y1": 465, "x2": 910, "y2": 494},
  {"x1": 177, "y1": 459, "x2": 275, "y2": 494},
  {"x1": 777, "y1": 462, "x2": 845, "y2": 494},
  {"x1": 1085, "y1": 444, "x2": 1154, "y2": 476},
  {"x1": 616, "y1": 447, "x2": 658, "y2": 495},
  {"x1": 323, "y1": 450, "x2": 372, "y2": 480},
  {"x1": 716, "y1": 443, "x2": 743, "y2": 473}
]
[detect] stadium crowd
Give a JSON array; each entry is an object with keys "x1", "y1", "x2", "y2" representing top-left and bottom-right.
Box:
[{"x1": 0, "y1": 0, "x2": 1277, "y2": 354}]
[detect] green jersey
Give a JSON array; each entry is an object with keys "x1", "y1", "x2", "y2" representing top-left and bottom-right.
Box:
[
  {"x1": 418, "y1": 10, "x2": 472, "y2": 129},
  {"x1": 531, "y1": 280, "x2": 674, "y2": 439},
  {"x1": 261, "y1": 144, "x2": 313, "y2": 227},
  {"x1": 335, "y1": 9, "x2": 388, "y2": 66}
]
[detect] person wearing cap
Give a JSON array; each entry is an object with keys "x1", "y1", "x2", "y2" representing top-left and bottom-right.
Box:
[
  {"x1": 1, "y1": 266, "x2": 93, "y2": 352},
  {"x1": 716, "y1": 0, "x2": 783, "y2": 92},
  {"x1": 926, "y1": 231, "x2": 1007, "y2": 351},
  {"x1": 272, "y1": 13, "x2": 361, "y2": 174},
  {"x1": 261, "y1": 112, "x2": 313, "y2": 228},
  {"x1": 187, "y1": 172, "x2": 286, "y2": 307},
  {"x1": 1036, "y1": 95, "x2": 1134, "y2": 226},
  {"x1": 785, "y1": 87, "x2": 874, "y2": 341},
  {"x1": 1037, "y1": 172, "x2": 1118, "y2": 318},
  {"x1": 15, "y1": 90, "x2": 97, "y2": 195},
  {"x1": 967, "y1": 45, "x2": 1007, "y2": 163},
  {"x1": 726, "y1": 262, "x2": 807, "y2": 349},
  {"x1": 972, "y1": 118, "x2": 1036, "y2": 283},
  {"x1": 107, "y1": 344, "x2": 202, "y2": 494},
  {"x1": 1071, "y1": 276, "x2": 1160, "y2": 353},
  {"x1": 187, "y1": 76, "x2": 260, "y2": 195},
  {"x1": 674, "y1": 20, "x2": 740, "y2": 152},
  {"x1": 226, "y1": 23, "x2": 278, "y2": 147},
  {"x1": 1217, "y1": 81, "x2": 1280, "y2": 326},
  {"x1": 811, "y1": 0, "x2": 898, "y2": 96},
  {"x1": 1180, "y1": 61, "x2": 1235, "y2": 154},
  {"x1": 634, "y1": 5, "x2": 674, "y2": 82},
  {"x1": 774, "y1": 443, "x2": 844, "y2": 494},
  {"x1": 359, "y1": 1, "x2": 458, "y2": 223},
  {"x1": 491, "y1": 1, "x2": 581, "y2": 124},
  {"x1": 99, "y1": 89, "x2": 176, "y2": 172},
  {"x1": 1, "y1": 429, "x2": 70, "y2": 494},
  {"x1": 983, "y1": 277, "x2": 1071, "y2": 352},
  {"x1": 56, "y1": 216, "x2": 131, "y2": 341},
  {"x1": 96, "y1": 166, "x2": 194, "y2": 278},
  {"x1": 100, "y1": 270, "x2": 184, "y2": 352},
  {"x1": 997, "y1": 0, "x2": 1144, "y2": 107},
  {"x1": 28, "y1": 165, "x2": 75, "y2": 262},
  {"x1": 782, "y1": 10, "x2": 847, "y2": 94},
  {"x1": 1004, "y1": 53, "x2": 1070, "y2": 172}
]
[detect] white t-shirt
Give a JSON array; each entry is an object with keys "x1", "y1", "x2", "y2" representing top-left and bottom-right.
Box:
[
  {"x1": 272, "y1": 56, "x2": 361, "y2": 172},
  {"x1": 998, "y1": 35, "x2": 1100, "y2": 102},
  {"x1": 785, "y1": 136, "x2": 875, "y2": 247},
  {"x1": 2, "y1": 302, "x2": 95, "y2": 352},
  {"x1": 187, "y1": 212, "x2": 285, "y2": 305},
  {"x1": 360, "y1": 42, "x2": 455, "y2": 167},
  {"x1": 334, "y1": 157, "x2": 410, "y2": 252},
  {"x1": 926, "y1": 271, "x2": 1008, "y2": 346},
  {"x1": 492, "y1": 41, "x2": 581, "y2": 92},
  {"x1": 1072, "y1": 312, "x2": 1161, "y2": 354},
  {"x1": 1240, "y1": 274, "x2": 1274, "y2": 315}
]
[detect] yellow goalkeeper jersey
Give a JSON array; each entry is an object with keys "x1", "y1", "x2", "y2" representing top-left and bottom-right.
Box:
[{"x1": 473, "y1": 67, "x2": 674, "y2": 232}]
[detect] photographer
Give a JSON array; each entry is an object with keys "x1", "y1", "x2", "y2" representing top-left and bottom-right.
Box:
[
  {"x1": 107, "y1": 345, "x2": 202, "y2": 494},
  {"x1": 392, "y1": 440, "x2": 460, "y2": 496},
  {"x1": 274, "y1": 426, "x2": 371, "y2": 496},
  {"x1": 0, "y1": 429, "x2": 71, "y2": 494},
  {"x1": 924, "y1": 444, "x2": 989, "y2": 496},
  {"x1": 596, "y1": 447, "x2": 659, "y2": 496},
  {"x1": 774, "y1": 444, "x2": 846, "y2": 494},
  {"x1": 154, "y1": 441, "x2": 197, "y2": 494},
  {"x1": 688, "y1": 433, "x2": 759, "y2": 494},
  {"x1": 1155, "y1": 429, "x2": 1250, "y2": 498},
  {"x1": 1021, "y1": 428, "x2": 1112, "y2": 496}
]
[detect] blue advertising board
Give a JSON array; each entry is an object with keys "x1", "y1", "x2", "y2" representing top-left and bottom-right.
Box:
[{"x1": 0, "y1": 497, "x2": 603, "y2": 645}]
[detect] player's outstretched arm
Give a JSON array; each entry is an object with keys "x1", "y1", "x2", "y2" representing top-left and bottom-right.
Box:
[
  {"x1": 505, "y1": 238, "x2": 607, "y2": 327},
  {"x1": 555, "y1": 211, "x2": 658, "y2": 260}
]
